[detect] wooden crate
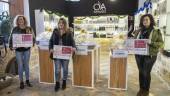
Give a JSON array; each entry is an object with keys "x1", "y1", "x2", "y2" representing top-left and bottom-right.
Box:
[{"x1": 109, "y1": 57, "x2": 127, "y2": 90}]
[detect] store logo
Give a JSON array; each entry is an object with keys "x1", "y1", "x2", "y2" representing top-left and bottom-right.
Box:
[
  {"x1": 134, "y1": 1, "x2": 152, "y2": 15},
  {"x1": 93, "y1": 1, "x2": 106, "y2": 14}
]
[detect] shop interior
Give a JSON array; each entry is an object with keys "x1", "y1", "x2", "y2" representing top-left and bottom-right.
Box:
[{"x1": 0, "y1": 0, "x2": 170, "y2": 96}]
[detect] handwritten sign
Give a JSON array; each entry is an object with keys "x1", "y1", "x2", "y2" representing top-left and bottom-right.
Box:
[
  {"x1": 12, "y1": 34, "x2": 33, "y2": 47},
  {"x1": 53, "y1": 45, "x2": 72, "y2": 60}
]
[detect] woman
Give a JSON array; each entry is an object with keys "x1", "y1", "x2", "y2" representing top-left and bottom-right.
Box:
[
  {"x1": 49, "y1": 18, "x2": 76, "y2": 92},
  {"x1": 9, "y1": 15, "x2": 35, "y2": 89},
  {"x1": 132, "y1": 14, "x2": 164, "y2": 96}
]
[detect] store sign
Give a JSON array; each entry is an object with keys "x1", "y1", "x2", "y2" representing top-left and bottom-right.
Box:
[
  {"x1": 12, "y1": 34, "x2": 33, "y2": 47},
  {"x1": 75, "y1": 45, "x2": 88, "y2": 55},
  {"x1": 112, "y1": 50, "x2": 128, "y2": 58},
  {"x1": 126, "y1": 39, "x2": 148, "y2": 55},
  {"x1": 53, "y1": 45, "x2": 72, "y2": 60},
  {"x1": 135, "y1": 1, "x2": 152, "y2": 15},
  {"x1": 93, "y1": 1, "x2": 106, "y2": 14}
]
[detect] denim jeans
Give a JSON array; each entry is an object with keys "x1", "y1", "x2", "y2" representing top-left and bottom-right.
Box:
[
  {"x1": 135, "y1": 55, "x2": 157, "y2": 91},
  {"x1": 54, "y1": 59, "x2": 69, "y2": 81},
  {"x1": 15, "y1": 49, "x2": 31, "y2": 81}
]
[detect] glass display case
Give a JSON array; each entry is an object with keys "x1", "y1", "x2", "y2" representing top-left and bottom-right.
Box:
[{"x1": 74, "y1": 16, "x2": 128, "y2": 50}]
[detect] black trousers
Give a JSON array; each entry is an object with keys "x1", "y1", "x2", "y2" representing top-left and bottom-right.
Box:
[{"x1": 135, "y1": 55, "x2": 157, "y2": 91}]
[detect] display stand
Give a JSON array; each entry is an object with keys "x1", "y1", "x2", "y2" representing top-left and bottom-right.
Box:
[
  {"x1": 108, "y1": 50, "x2": 128, "y2": 90},
  {"x1": 72, "y1": 46, "x2": 100, "y2": 88},
  {"x1": 38, "y1": 46, "x2": 55, "y2": 84}
]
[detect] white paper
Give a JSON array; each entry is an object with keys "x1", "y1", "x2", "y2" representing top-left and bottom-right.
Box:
[
  {"x1": 53, "y1": 45, "x2": 72, "y2": 60},
  {"x1": 75, "y1": 45, "x2": 88, "y2": 55},
  {"x1": 112, "y1": 50, "x2": 128, "y2": 58},
  {"x1": 12, "y1": 34, "x2": 33, "y2": 47},
  {"x1": 126, "y1": 39, "x2": 148, "y2": 55}
]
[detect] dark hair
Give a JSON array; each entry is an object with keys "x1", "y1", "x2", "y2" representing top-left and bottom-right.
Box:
[{"x1": 139, "y1": 14, "x2": 155, "y2": 29}]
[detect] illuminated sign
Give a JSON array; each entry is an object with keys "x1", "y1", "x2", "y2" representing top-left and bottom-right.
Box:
[{"x1": 93, "y1": 1, "x2": 106, "y2": 14}]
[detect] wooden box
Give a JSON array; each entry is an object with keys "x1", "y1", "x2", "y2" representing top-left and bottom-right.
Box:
[{"x1": 109, "y1": 57, "x2": 127, "y2": 90}]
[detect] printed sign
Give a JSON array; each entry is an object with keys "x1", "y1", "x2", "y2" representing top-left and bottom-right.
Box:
[
  {"x1": 13, "y1": 34, "x2": 33, "y2": 47},
  {"x1": 53, "y1": 45, "x2": 72, "y2": 60},
  {"x1": 126, "y1": 39, "x2": 148, "y2": 55},
  {"x1": 76, "y1": 45, "x2": 88, "y2": 55},
  {"x1": 112, "y1": 50, "x2": 128, "y2": 58},
  {"x1": 134, "y1": 39, "x2": 148, "y2": 55}
]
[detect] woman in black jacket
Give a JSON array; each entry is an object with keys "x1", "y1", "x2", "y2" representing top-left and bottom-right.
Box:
[
  {"x1": 9, "y1": 15, "x2": 35, "y2": 89},
  {"x1": 49, "y1": 18, "x2": 75, "y2": 92},
  {"x1": 132, "y1": 14, "x2": 164, "y2": 96}
]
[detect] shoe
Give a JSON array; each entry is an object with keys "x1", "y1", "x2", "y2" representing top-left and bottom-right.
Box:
[
  {"x1": 136, "y1": 89, "x2": 143, "y2": 96},
  {"x1": 55, "y1": 82, "x2": 60, "y2": 92},
  {"x1": 26, "y1": 80, "x2": 33, "y2": 87},
  {"x1": 20, "y1": 82, "x2": 24, "y2": 89},
  {"x1": 62, "y1": 80, "x2": 66, "y2": 90}
]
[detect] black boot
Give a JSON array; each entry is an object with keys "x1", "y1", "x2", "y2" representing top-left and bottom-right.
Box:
[
  {"x1": 62, "y1": 80, "x2": 66, "y2": 90},
  {"x1": 26, "y1": 80, "x2": 32, "y2": 87},
  {"x1": 137, "y1": 89, "x2": 145, "y2": 96},
  {"x1": 55, "y1": 82, "x2": 60, "y2": 92},
  {"x1": 142, "y1": 90, "x2": 149, "y2": 96},
  {"x1": 20, "y1": 82, "x2": 24, "y2": 89}
]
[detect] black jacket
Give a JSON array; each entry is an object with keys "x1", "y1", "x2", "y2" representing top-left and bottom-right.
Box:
[{"x1": 49, "y1": 28, "x2": 76, "y2": 50}]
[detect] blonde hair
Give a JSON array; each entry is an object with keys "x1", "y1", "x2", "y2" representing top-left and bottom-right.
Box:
[
  {"x1": 13, "y1": 15, "x2": 28, "y2": 27},
  {"x1": 58, "y1": 18, "x2": 68, "y2": 32}
]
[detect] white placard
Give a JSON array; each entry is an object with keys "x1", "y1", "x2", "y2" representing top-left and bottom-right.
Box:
[
  {"x1": 75, "y1": 45, "x2": 88, "y2": 55},
  {"x1": 126, "y1": 39, "x2": 135, "y2": 54},
  {"x1": 13, "y1": 34, "x2": 33, "y2": 47},
  {"x1": 112, "y1": 50, "x2": 128, "y2": 58},
  {"x1": 126, "y1": 39, "x2": 148, "y2": 55},
  {"x1": 53, "y1": 45, "x2": 72, "y2": 60}
]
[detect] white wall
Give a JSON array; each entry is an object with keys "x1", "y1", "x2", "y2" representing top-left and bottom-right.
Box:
[
  {"x1": 34, "y1": 10, "x2": 45, "y2": 35},
  {"x1": 24, "y1": 0, "x2": 30, "y2": 26}
]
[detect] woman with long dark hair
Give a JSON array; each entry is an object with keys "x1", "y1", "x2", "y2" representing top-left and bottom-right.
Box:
[{"x1": 132, "y1": 14, "x2": 164, "y2": 96}]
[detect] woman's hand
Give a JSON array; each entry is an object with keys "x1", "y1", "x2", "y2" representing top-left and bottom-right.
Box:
[
  {"x1": 50, "y1": 49, "x2": 54, "y2": 53},
  {"x1": 10, "y1": 47, "x2": 16, "y2": 51},
  {"x1": 72, "y1": 48, "x2": 76, "y2": 52}
]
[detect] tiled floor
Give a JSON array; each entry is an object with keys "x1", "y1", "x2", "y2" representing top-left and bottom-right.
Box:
[{"x1": 0, "y1": 52, "x2": 169, "y2": 96}]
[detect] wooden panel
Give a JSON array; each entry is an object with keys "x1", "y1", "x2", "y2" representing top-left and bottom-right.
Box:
[
  {"x1": 73, "y1": 52, "x2": 92, "y2": 87},
  {"x1": 110, "y1": 57, "x2": 127, "y2": 89},
  {"x1": 94, "y1": 49, "x2": 97, "y2": 81},
  {"x1": 39, "y1": 49, "x2": 54, "y2": 83}
]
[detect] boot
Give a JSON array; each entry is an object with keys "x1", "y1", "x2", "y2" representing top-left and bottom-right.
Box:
[
  {"x1": 136, "y1": 89, "x2": 143, "y2": 96},
  {"x1": 26, "y1": 80, "x2": 33, "y2": 87},
  {"x1": 55, "y1": 82, "x2": 60, "y2": 92},
  {"x1": 62, "y1": 80, "x2": 66, "y2": 90},
  {"x1": 142, "y1": 90, "x2": 149, "y2": 96},
  {"x1": 20, "y1": 82, "x2": 24, "y2": 89}
]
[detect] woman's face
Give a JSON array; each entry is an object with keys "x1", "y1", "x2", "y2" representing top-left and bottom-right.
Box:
[
  {"x1": 58, "y1": 20, "x2": 65, "y2": 30},
  {"x1": 143, "y1": 16, "x2": 151, "y2": 28},
  {"x1": 18, "y1": 17, "x2": 25, "y2": 26}
]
